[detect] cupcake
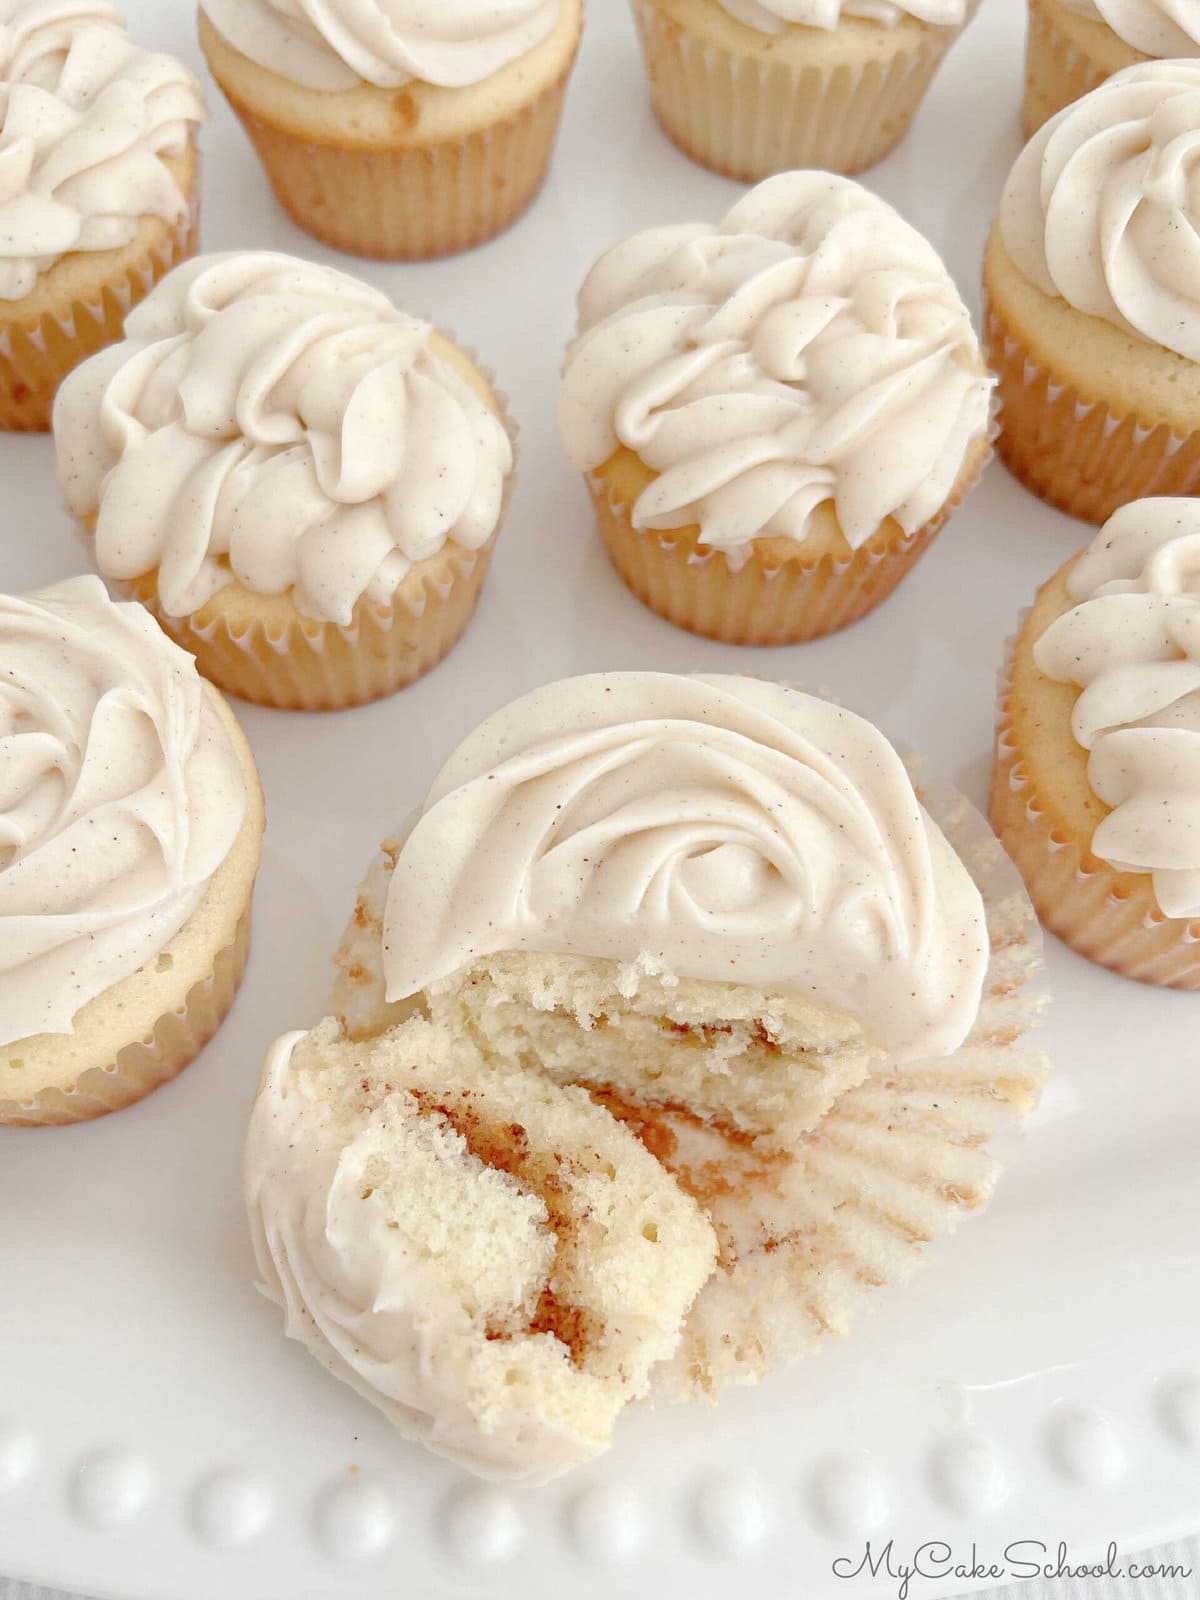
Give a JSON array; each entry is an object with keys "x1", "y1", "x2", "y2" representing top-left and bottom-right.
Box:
[
  {"x1": 985, "y1": 62, "x2": 1200, "y2": 527},
  {"x1": 992, "y1": 496, "x2": 1200, "y2": 988},
  {"x1": 0, "y1": 1, "x2": 205, "y2": 431},
  {"x1": 247, "y1": 1016, "x2": 719, "y2": 1483},
  {"x1": 559, "y1": 173, "x2": 994, "y2": 646},
  {"x1": 197, "y1": 0, "x2": 583, "y2": 260},
  {"x1": 1023, "y1": 0, "x2": 1200, "y2": 135},
  {"x1": 53, "y1": 252, "x2": 515, "y2": 712},
  {"x1": 0, "y1": 577, "x2": 264, "y2": 1127},
  {"x1": 630, "y1": 0, "x2": 978, "y2": 181},
  {"x1": 331, "y1": 671, "x2": 992, "y2": 1146}
]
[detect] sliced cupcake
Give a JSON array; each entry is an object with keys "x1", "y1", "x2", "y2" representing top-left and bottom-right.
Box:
[
  {"x1": 53, "y1": 252, "x2": 515, "y2": 711},
  {"x1": 197, "y1": 0, "x2": 583, "y2": 259},
  {"x1": 631, "y1": 0, "x2": 979, "y2": 180},
  {"x1": 559, "y1": 173, "x2": 994, "y2": 645},
  {"x1": 247, "y1": 1016, "x2": 719, "y2": 1483},
  {"x1": 1024, "y1": 0, "x2": 1200, "y2": 134},
  {"x1": 986, "y1": 61, "x2": 1200, "y2": 525},
  {"x1": 0, "y1": 576, "x2": 264, "y2": 1126},
  {"x1": 0, "y1": 0, "x2": 206, "y2": 429},
  {"x1": 992, "y1": 496, "x2": 1200, "y2": 987}
]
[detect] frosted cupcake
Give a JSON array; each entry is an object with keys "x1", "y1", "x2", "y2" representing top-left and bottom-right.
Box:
[
  {"x1": 986, "y1": 62, "x2": 1200, "y2": 526},
  {"x1": 53, "y1": 252, "x2": 514, "y2": 712},
  {"x1": 1024, "y1": 0, "x2": 1200, "y2": 134},
  {"x1": 0, "y1": 1, "x2": 205, "y2": 430},
  {"x1": 630, "y1": 0, "x2": 978, "y2": 181},
  {"x1": 0, "y1": 577, "x2": 264, "y2": 1127},
  {"x1": 560, "y1": 173, "x2": 994, "y2": 645},
  {"x1": 992, "y1": 497, "x2": 1200, "y2": 988},
  {"x1": 197, "y1": 0, "x2": 583, "y2": 260}
]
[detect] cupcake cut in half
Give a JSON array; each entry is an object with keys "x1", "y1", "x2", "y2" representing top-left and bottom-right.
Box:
[
  {"x1": 630, "y1": 0, "x2": 979, "y2": 181},
  {"x1": 53, "y1": 252, "x2": 515, "y2": 711},
  {"x1": 559, "y1": 173, "x2": 994, "y2": 645},
  {"x1": 0, "y1": 576, "x2": 264, "y2": 1126},
  {"x1": 1023, "y1": 0, "x2": 1200, "y2": 134},
  {"x1": 197, "y1": 0, "x2": 583, "y2": 260},
  {"x1": 0, "y1": 0, "x2": 206, "y2": 430},
  {"x1": 992, "y1": 496, "x2": 1200, "y2": 987},
  {"x1": 985, "y1": 61, "x2": 1200, "y2": 526}
]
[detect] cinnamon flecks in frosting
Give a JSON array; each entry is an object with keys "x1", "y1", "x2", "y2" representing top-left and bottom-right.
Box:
[
  {"x1": 1000, "y1": 61, "x2": 1200, "y2": 361},
  {"x1": 0, "y1": 575, "x2": 245, "y2": 1047},
  {"x1": 0, "y1": 1, "x2": 205, "y2": 301},
  {"x1": 1034, "y1": 498, "x2": 1200, "y2": 919},
  {"x1": 1057, "y1": 0, "x2": 1200, "y2": 53},
  {"x1": 717, "y1": 0, "x2": 968, "y2": 30},
  {"x1": 53, "y1": 252, "x2": 513, "y2": 626},
  {"x1": 558, "y1": 172, "x2": 992, "y2": 561},
  {"x1": 199, "y1": 0, "x2": 561, "y2": 92},
  {"x1": 380, "y1": 672, "x2": 989, "y2": 1063}
]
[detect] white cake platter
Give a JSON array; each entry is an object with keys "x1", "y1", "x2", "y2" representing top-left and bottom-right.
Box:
[{"x1": 1, "y1": 2, "x2": 1198, "y2": 1596}]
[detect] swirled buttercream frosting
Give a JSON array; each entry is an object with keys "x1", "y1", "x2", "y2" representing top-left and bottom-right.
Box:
[
  {"x1": 380, "y1": 672, "x2": 989, "y2": 1062},
  {"x1": 1034, "y1": 498, "x2": 1200, "y2": 919},
  {"x1": 53, "y1": 252, "x2": 513, "y2": 626},
  {"x1": 1056, "y1": 0, "x2": 1200, "y2": 54},
  {"x1": 0, "y1": 1, "x2": 205, "y2": 301},
  {"x1": 559, "y1": 172, "x2": 992, "y2": 560},
  {"x1": 716, "y1": 0, "x2": 967, "y2": 31},
  {"x1": 199, "y1": 0, "x2": 561, "y2": 92},
  {"x1": 1000, "y1": 60, "x2": 1200, "y2": 362},
  {"x1": 0, "y1": 575, "x2": 246, "y2": 1047}
]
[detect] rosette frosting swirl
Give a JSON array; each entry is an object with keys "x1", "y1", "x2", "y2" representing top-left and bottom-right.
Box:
[
  {"x1": 558, "y1": 173, "x2": 992, "y2": 560},
  {"x1": 1057, "y1": 0, "x2": 1200, "y2": 54},
  {"x1": 1035, "y1": 498, "x2": 1200, "y2": 919},
  {"x1": 1000, "y1": 60, "x2": 1200, "y2": 361},
  {"x1": 0, "y1": 1, "x2": 205, "y2": 301},
  {"x1": 381, "y1": 672, "x2": 989, "y2": 1062},
  {"x1": 717, "y1": 0, "x2": 967, "y2": 31},
  {"x1": 0, "y1": 575, "x2": 246, "y2": 1047},
  {"x1": 54, "y1": 252, "x2": 513, "y2": 626},
  {"x1": 199, "y1": 0, "x2": 561, "y2": 92}
]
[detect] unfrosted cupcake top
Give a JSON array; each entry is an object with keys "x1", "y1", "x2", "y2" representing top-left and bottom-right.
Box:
[
  {"x1": 0, "y1": 576, "x2": 246, "y2": 1048},
  {"x1": 0, "y1": 0, "x2": 205, "y2": 301},
  {"x1": 559, "y1": 173, "x2": 992, "y2": 562},
  {"x1": 716, "y1": 0, "x2": 968, "y2": 29},
  {"x1": 1000, "y1": 60, "x2": 1200, "y2": 361},
  {"x1": 53, "y1": 252, "x2": 513, "y2": 627},
  {"x1": 199, "y1": 0, "x2": 561, "y2": 92},
  {"x1": 1034, "y1": 498, "x2": 1200, "y2": 920},
  {"x1": 380, "y1": 671, "x2": 989, "y2": 1063},
  {"x1": 1056, "y1": 0, "x2": 1200, "y2": 52}
]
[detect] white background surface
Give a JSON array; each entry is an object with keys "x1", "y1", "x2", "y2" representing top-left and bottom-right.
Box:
[{"x1": 0, "y1": 1, "x2": 1198, "y2": 1597}]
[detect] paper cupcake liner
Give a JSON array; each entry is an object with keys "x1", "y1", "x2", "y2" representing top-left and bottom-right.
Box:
[
  {"x1": 0, "y1": 909, "x2": 251, "y2": 1128},
  {"x1": 989, "y1": 631, "x2": 1200, "y2": 989},
  {"x1": 218, "y1": 60, "x2": 574, "y2": 261},
  {"x1": 587, "y1": 438, "x2": 990, "y2": 646},
  {"x1": 630, "y1": 0, "x2": 956, "y2": 180},
  {"x1": 1021, "y1": 0, "x2": 1142, "y2": 137},
  {"x1": 984, "y1": 294, "x2": 1200, "y2": 527},
  {"x1": 0, "y1": 185, "x2": 199, "y2": 433}
]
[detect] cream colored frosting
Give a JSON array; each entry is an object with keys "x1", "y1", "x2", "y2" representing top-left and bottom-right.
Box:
[
  {"x1": 0, "y1": 575, "x2": 245, "y2": 1048},
  {"x1": 199, "y1": 0, "x2": 560, "y2": 92},
  {"x1": 1057, "y1": 0, "x2": 1200, "y2": 53},
  {"x1": 1000, "y1": 60, "x2": 1200, "y2": 362},
  {"x1": 1034, "y1": 498, "x2": 1200, "y2": 919},
  {"x1": 381, "y1": 672, "x2": 989, "y2": 1062},
  {"x1": 717, "y1": 0, "x2": 967, "y2": 30},
  {"x1": 559, "y1": 173, "x2": 992, "y2": 561},
  {"x1": 53, "y1": 252, "x2": 513, "y2": 626},
  {"x1": 0, "y1": 1, "x2": 205, "y2": 302}
]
